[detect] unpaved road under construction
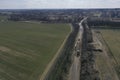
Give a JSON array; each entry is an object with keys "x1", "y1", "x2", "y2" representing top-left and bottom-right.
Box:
[
  {"x1": 69, "y1": 18, "x2": 100, "y2": 80},
  {"x1": 68, "y1": 18, "x2": 85, "y2": 80}
]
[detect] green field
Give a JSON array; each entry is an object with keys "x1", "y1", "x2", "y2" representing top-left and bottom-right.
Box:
[
  {"x1": 0, "y1": 21, "x2": 71, "y2": 80},
  {"x1": 0, "y1": 15, "x2": 7, "y2": 21},
  {"x1": 100, "y1": 29, "x2": 120, "y2": 79},
  {"x1": 101, "y1": 29, "x2": 120, "y2": 64}
]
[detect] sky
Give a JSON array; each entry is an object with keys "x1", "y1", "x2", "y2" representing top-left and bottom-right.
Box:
[{"x1": 0, "y1": 0, "x2": 120, "y2": 9}]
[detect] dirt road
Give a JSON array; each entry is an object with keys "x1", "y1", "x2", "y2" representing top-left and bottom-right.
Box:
[
  {"x1": 69, "y1": 55, "x2": 80, "y2": 80},
  {"x1": 68, "y1": 18, "x2": 86, "y2": 80}
]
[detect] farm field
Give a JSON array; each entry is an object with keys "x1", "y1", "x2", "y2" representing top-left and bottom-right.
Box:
[
  {"x1": 100, "y1": 29, "x2": 120, "y2": 63},
  {"x1": 100, "y1": 29, "x2": 120, "y2": 78},
  {"x1": 0, "y1": 21, "x2": 71, "y2": 80},
  {"x1": 94, "y1": 29, "x2": 120, "y2": 80}
]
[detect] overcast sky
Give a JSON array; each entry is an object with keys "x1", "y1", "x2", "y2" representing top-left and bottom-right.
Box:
[{"x1": 0, "y1": 0, "x2": 120, "y2": 9}]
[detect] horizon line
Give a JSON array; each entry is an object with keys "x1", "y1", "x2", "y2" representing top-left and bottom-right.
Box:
[{"x1": 0, "y1": 8, "x2": 120, "y2": 10}]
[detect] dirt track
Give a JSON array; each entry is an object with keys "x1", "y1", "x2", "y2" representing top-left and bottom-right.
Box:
[{"x1": 69, "y1": 55, "x2": 80, "y2": 80}]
